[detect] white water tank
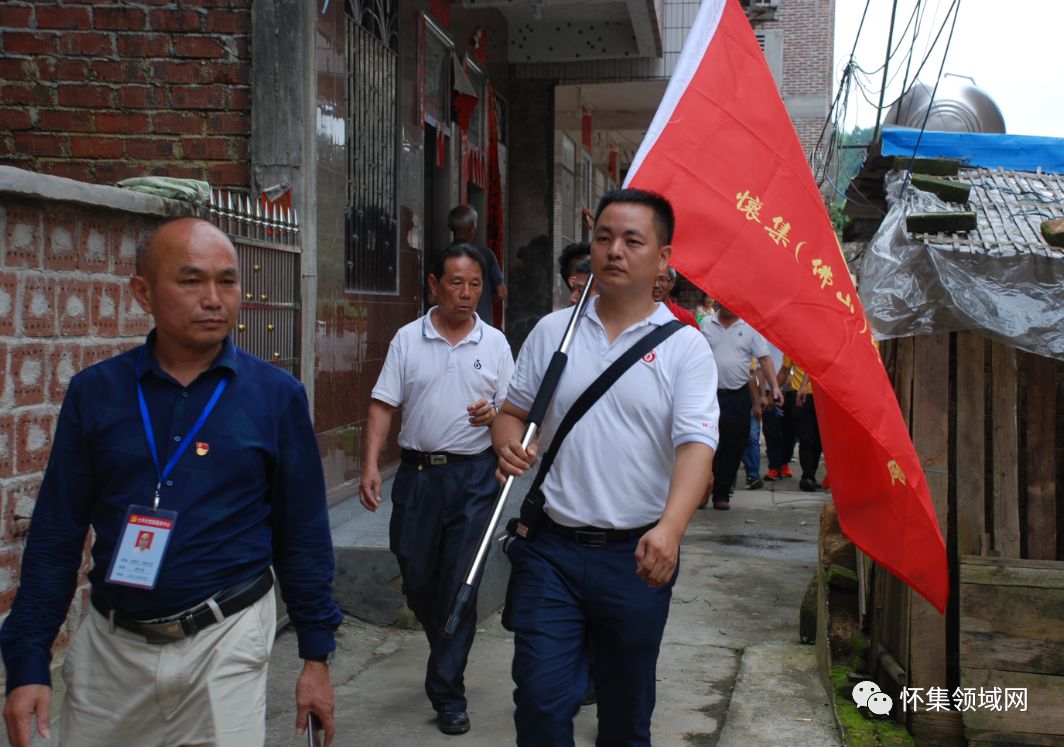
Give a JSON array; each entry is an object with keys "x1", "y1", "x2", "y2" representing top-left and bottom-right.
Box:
[{"x1": 886, "y1": 75, "x2": 1006, "y2": 133}]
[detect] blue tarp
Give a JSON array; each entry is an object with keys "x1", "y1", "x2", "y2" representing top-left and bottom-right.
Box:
[{"x1": 880, "y1": 127, "x2": 1064, "y2": 174}]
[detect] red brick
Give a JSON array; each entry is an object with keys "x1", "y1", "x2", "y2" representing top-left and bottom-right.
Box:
[
  {"x1": 37, "y1": 160, "x2": 92, "y2": 182},
  {"x1": 38, "y1": 108, "x2": 94, "y2": 132},
  {"x1": 0, "y1": 7, "x2": 33, "y2": 27},
  {"x1": 150, "y1": 163, "x2": 203, "y2": 180},
  {"x1": 4, "y1": 204, "x2": 42, "y2": 269},
  {"x1": 0, "y1": 58, "x2": 32, "y2": 81},
  {"x1": 3, "y1": 32, "x2": 58, "y2": 55},
  {"x1": 43, "y1": 209, "x2": 80, "y2": 272},
  {"x1": 11, "y1": 344, "x2": 48, "y2": 406},
  {"x1": 82, "y1": 342, "x2": 118, "y2": 367},
  {"x1": 171, "y1": 85, "x2": 227, "y2": 110},
  {"x1": 21, "y1": 276, "x2": 57, "y2": 338},
  {"x1": 206, "y1": 112, "x2": 249, "y2": 136},
  {"x1": 36, "y1": 6, "x2": 92, "y2": 30},
  {"x1": 90, "y1": 59, "x2": 148, "y2": 83},
  {"x1": 0, "y1": 110, "x2": 33, "y2": 131},
  {"x1": 58, "y1": 280, "x2": 91, "y2": 337},
  {"x1": 91, "y1": 280, "x2": 122, "y2": 336},
  {"x1": 16, "y1": 410, "x2": 55, "y2": 475},
  {"x1": 58, "y1": 83, "x2": 115, "y2": 108},
  {"x1": 69, "y1": 135, "x2": 125, "y2": 159},
  {"x1": 180, "y1": 136, "x2": 230, "y2": 160},
  {"x1": 148, "y1": 9, "x2": 202, "y2": 31},
  {"x1": 172, "y1": 36, "x2": 224, "y2": 59},
  {"x1": 117, "y1": 33, "x2": 169, "y2": 57},
  {"x1": 152, "y1": 111, "x2": 202, "y2": 135},
  {"x1": 0, "y1": 415, "x2": 15, "y2": 481},
  {"x1": 151, "y1": 60, "x2": 207, "y2": 84},
  {"x1": 207, "y1": 162, "x2": 248, "y2": 187},
  {"x1": 126, "y1": 138, "x2": 175, "y2": 159},
  {"x1": 117, "y1": 85, "x2": 163, "y2": 109},
  {"x1": 0, "y1": 272, "x2": 18, "y2": 336},
  {"x1": 49, "y1": 343, "x2": 82, "y2": 403},
  {"x1": 110, "y1": 223, "x2": 139, "y2": 276},
  {"x1": 206, "y1": 62, "x2": 250, "y2": 85},
  {"x1": 59, "y1": 32, "x2": 115, "y2": 57},
  {"x1": 93, "y1": 8, "x2": 146, "y2": 31},
  {"x1": 1, "y1": 84, "x2": 42, "y2": 107},
  {"x1": 0, "y1": 548, "x2": 24, "y2": 613},
  {"x1": 36, "y1": 58, "x2": 91, "y2": 82},
  {"x1": 205, "y1": 11, "x2": 250, "y2": 33},
  {"x1": 2, "y1": 476, "x2": 40, "y2": 543},
  {"x1": 121, "y1": 284, "x2": 151, "y2": 336},
  {"x1": 12, "y1": 132, "x2": 66, "y2": 158},
  {"x1": 96, "y1": 111, "x2": 148, "y2": 133},
  {"x1": 228, "y1": 86, "x2": 250, "y2": 110},
  {"x1": 94, "y1": 161, "x2": 141, "y2": 184},
  {"x1": 78, "y1": 217, "x2": 111, "y2": 273}
]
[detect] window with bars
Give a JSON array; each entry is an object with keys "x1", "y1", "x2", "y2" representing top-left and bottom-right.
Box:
[{"x1": 345, "y1": 0, "x2": 400, "y2": 293}]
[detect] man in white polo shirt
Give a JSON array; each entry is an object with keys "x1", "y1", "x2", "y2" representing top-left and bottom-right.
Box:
[
  {"x1": 494, "y1": 189, "x2": 719, "y2": 746},
  {"x1": 700, "y1": 304, "x2": 783, "y2": 510},
  {"x1": 360, "y1": 243, "x2": 514, "y2": 736}
]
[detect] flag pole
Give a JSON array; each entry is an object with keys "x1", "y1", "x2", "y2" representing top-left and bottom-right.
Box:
[{"x1": 443, "y1": 276, "x2": 596, "y2": 637}]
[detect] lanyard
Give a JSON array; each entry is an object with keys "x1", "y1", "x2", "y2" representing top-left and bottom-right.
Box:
[{"x1": 136, "y1": 349, "x2": 228, "y2": 511}]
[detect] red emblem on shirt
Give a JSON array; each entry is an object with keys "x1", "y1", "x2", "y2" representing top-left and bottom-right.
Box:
[
  {"x1": 195, "y1": 442, "x2": 209, "y2": 457},
  {"x1": 642, "y1": 351, "x2": 657, "y2": 364}
]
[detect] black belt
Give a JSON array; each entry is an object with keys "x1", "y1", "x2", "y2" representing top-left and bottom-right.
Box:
[
  {"x1": 400, "y1": 447, "x2": 494, "y2": 468},
  {"x1": 545, "y1": 515, "x2": 658, "y2": 547},
  {"x1": 91, "y1": 569, "x2": 274, "y2": 644},
  {"x1": 717, "y1": 386, "x2": 748, "y2": 394}
]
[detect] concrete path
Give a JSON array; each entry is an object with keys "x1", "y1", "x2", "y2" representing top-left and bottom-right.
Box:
[{"x1": 265, "y1": 477, "x2": 842, "y2": 747}]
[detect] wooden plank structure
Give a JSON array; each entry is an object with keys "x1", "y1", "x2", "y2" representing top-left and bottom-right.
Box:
[{"x1": 871, "y1": 331, "x2": 1064, "y2": 745}]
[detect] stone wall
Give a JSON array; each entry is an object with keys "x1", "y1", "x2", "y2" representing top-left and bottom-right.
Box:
[{"x1": 0, "y1": 1, "x2": 252, "y2": 187}]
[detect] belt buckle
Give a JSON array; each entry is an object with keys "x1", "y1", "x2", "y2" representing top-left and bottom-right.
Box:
[
  {"x1": 141, "y1": 620, "x2": 187, "y2": 645},
  {"x1": 429, "y1": 454, "x2": 447, "y2": 466},
  {"x1": 574, "y1": 530, "x2": 607, "y2": 547}
]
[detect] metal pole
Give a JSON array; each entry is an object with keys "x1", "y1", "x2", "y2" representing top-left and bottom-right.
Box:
[
  {"x1": 871, "y1": 0, "x2": 900, "y2": 144},
  {"x1": 444, "y1": 276, "x2": 596, "y2": 637}
]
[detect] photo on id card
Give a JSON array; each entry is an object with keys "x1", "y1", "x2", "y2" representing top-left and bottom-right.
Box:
[{"x1": 105, "y1": 505, "x2": 178, "y2": 589}]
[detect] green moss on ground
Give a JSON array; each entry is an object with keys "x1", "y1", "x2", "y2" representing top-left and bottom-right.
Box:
[{"x1": 829, "y1": 666, "x2": 914, "y2": 747}]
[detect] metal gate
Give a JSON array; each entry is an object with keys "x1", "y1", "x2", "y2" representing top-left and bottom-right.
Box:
[
  {"x1": 345, "y1": 0, "x2": 399, "y2": 293},
  {"x1": 208, "y1": 190, "x2": 301, "y2": 375}
]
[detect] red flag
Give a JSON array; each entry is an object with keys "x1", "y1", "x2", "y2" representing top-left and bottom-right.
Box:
[{"x1": 625, "y1": 0, "x2": 947, "y2": 612}]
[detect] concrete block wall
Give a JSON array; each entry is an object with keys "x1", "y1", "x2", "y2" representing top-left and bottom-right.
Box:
[
  {"x1": 0, "y1": 168, "x2": 188, "y2": 659},
  {"x1": 0, "y1": 1, "x2": 252, "y2": 188}
]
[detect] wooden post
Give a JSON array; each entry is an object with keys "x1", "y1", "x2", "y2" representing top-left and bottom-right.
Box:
[
  {"x1": 955, "y1": 332, "x2": 986, "y2": 557},
  {"x1": 990, "y1": 343, "x2": 1021, "y2": 558},
  {"x1": 1024, "y1": 353, "x2": 1058, "y2": 560}
]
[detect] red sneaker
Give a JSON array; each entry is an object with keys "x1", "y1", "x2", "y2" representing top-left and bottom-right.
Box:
[
  {"x1": 764, "y1": 468, "x2": 780, "y2": 481},
  {"x1": 780, "y1": 465, "x2": 794, "y2": 478}
]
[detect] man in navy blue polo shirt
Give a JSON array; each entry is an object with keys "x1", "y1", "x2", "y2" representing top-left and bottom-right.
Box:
[{"x1": 1, "y1": 217, "x2": 342, "y2": 747}]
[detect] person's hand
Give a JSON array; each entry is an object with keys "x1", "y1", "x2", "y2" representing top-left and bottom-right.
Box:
[
  {"x1": 796, "y1": 389, "x2": 808, "y2": 407},
  {"x1": 296, "y1": 661, "x2": 335, "y2": 746},
  {"x1": 634, "y1": 524, "x2": 682, "y2": 587},
  {"x1": 467, "y1": 399, "x2": 496, "y2": 428},
  {"x1": 3, "y1": 684, "x2": 51, "y2": 747},
  {"x1": 770, "y1": 386, "x2": 784, "y2": 407},
  {"x1": 752, "y1": 399, "x2": 763, "y2": 422},
  {"x1": 359, "y1": 464, "x2": 383, "y2": 512},
  {"x1": 496, "y1": 439, "x2": 538, "y2": 483}
]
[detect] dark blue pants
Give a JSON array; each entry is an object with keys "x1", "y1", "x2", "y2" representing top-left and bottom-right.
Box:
[
  {"x1": 712, "y1": 387, "x2": 752, "y2": 501},
  {"x1": 506, "y1": 530, "x2": 676, "y2": 746},
  {"x1": 742, "y1": 408, "x2": 761, "y2": 477},
  {"x1": 762, "y1": 394, "x2": 795, "y2": 471},
  {"x1": 788, "y1": 394, "x2": 822, "y2": 480},
  {"x1": 389, "y1": 451, "x2": 497, "y2": 714}
]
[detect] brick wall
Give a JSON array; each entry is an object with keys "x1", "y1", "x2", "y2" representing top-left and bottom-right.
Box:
[
  {"x1": 0, "y1": 1, "x2": 252, "y2": 188},
  {"x1": 0, "y1": 170, "x2": 185, "y2": 660}
]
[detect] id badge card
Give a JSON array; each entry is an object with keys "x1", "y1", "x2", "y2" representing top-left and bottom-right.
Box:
[{"x1": 105, "y1": 506, "x2": 178, "y2": 590}]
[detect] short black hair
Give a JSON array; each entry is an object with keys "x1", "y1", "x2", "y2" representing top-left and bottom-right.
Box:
[
  {"x1": 593, "y1": 188, "x2": 675, "y2": 245},
  {"x1": 558, "y1": 241, "x2": 590, "y2": 285},
  {"x1": 433, "y1": 241, "x2": 486, "y2": 280},
  {"x1": 573, "y1": 258, "x2": 591, "y2": 274}
]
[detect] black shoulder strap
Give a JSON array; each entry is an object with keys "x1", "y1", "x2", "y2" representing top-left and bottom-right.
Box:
[{"x1": 529, "y1": 319, "x2": 685, "y2": 493}]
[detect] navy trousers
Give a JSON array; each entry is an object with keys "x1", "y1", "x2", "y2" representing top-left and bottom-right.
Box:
[
  {"x1": 763, "y1": 391, "x2": 796, "y2": 471},
  {"x1": 506, "y1": 530, "x2": 676, "y2": 746},
  {"x1": 712, "y1": 387, "x2": 752, "y2": 501},
  {"x1": 389, "y1": 450, "x2": 497, "y2": 714}
]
